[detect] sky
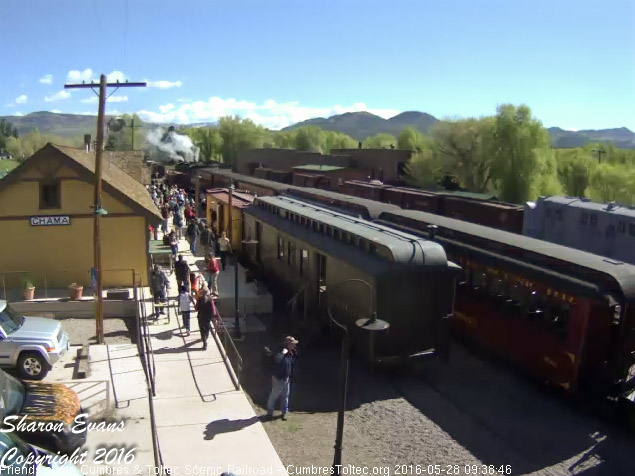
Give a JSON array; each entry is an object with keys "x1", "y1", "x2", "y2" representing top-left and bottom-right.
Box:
[{"x1": 2, "y1": 0, "x2": 634, "y2": 131}]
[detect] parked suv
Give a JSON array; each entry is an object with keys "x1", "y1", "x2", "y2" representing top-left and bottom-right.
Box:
[
  {"x1": 0, "y1": 300, "x2": 70, "y2": 380},
  {"x1": 0, "y1": 369, "x2": 87, "y2": 453}
]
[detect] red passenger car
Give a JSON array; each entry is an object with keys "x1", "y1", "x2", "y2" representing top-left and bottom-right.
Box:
[{"x1": 377, "y1": 209, "x2": 635, "y2": 406}]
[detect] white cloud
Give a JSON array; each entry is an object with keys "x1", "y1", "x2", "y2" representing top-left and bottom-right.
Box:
[
  {"x1": 44, "y1": 90, "x2": 71, "y2": 102},
  {"x1": 14, "y1": 95, "x2": 27, "y2": 104},
  {"x1": 15, "y1": 112, "x2": 24, "y2": 117},
  {"x1": 137, "y1": 97, "x2": 400, "y2": 129},
  {"x1": 147, "y1": 80, "x2": 182, "y2": 89},
  {"x1": 39, "y1": 74, "x2": 53, "y2": 84},
  {"x1": 81, "y1": 95, "x2": 129, "y2": 104},
  {"x1": 51, "y1": 109, "x2": 62, "y2": 113},
  {"x1": 67, "y1": 68, "x2": 95, "y2": 83}
]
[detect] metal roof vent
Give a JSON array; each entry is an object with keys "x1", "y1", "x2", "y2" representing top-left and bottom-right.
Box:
[{"x1": 606, "y1": 201, "x2": 617, "y2": 211}]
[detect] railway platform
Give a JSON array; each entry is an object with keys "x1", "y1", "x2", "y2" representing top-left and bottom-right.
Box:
[{"x1": 141, "y1": 238, "x2": 287, "y2": 475}]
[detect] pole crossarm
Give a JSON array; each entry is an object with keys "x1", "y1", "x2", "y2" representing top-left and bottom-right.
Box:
[{"x1": 64, "y1": 74, "x2": 146, "y2": 344}]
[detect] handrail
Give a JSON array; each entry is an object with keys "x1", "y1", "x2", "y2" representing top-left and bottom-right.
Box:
[
  {"x1": 212, "y1": 312, "x2": 242, "y2": 391},
  {"x1": 133, "y1": 279, "x2": 164, "y2": 472}
]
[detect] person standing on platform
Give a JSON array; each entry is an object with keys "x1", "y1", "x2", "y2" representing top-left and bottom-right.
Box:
[
  {"x1": 217, "y1": 231, "x2": 232, "y2": 271},
  {"x1": 200, "y1": 225, "x2": 212, "y2": 257},
  {"x1": 168, "y1": 231, "x2": 179, "y2": 262},
  {"x1": 264, "y1": 336, "x2": 298, "y2": 421},
  {"x1": 196, "y1": 288, "x2": 219, "y2": 350},
  {"x1": 150, "y1": 265, "x2": 170, "y2": 320},
  {"x1": 178, "y1": 286, "x2": 196, "y2": 337},
  {"x1": 205, "y1": 252, "x2": 220, "y2": 297},
  {"x1": 187, "y1": 219, "x2": 200, "y2": 255},
  {"x1": 175, "y1": 254, "x2": 190, "y2": 290}
]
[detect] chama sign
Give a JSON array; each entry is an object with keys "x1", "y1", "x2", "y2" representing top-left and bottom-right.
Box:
[{"x1": 30, "y1": 215, "x2": 71, "y2": 226}]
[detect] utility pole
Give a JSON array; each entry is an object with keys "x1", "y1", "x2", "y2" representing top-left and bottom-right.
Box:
[
  {"x1": 126, "y1": 117, "x2": 141, "y2": 150},
  {"x1": 597, "y1": 148, "x2": 605, "y2": 163},
  {"x1": 65, "y1": 75, "x2": 146, "y2": 344}
]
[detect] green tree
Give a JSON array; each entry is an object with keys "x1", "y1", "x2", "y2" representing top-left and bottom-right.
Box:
[
  {"x1": 322, "y1": 131, "x2": 358, "y2": 153},
  {"x1": 363, "y1": 133, "x2": 397, "y2": 149},
  {"x1": 432, "y1": 118, "x2": 495, "y2": 193},
  {"x1": 187, "y1": 127, "x2": 223, "y2": 162},
  {"x1": 5, "y1": 129, "x2": 77, "y2": 161},
  {"x1": 397, "y1": 127, "x2": 427, "y2": 152},
  {"x1": 294, "y1": 126, "x2": 324, "y2": 153},
  {"x1": 272, "y1": 130, "x2": 297, "y2": 149},
  {"x1": 555, "y1": 149, "x2": 594, "y2": 197},
  {"x1": 404, "y1": 148, "x2": 444, "y2": 189},
  {"x1": 217, "y1": 116, "x2": 267, "y2": 166},
  {"x1": 587, "y1": 163, "x2": 635, "y2": 204},
  {"x1": 490, "y1": 104, "x2": 552, "y2": 203}
]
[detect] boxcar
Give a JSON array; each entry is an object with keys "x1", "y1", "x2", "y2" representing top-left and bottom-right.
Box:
[
  {"x1": 343, "y1": 180, "x2": 386, "y2": 201},
  {"x1": 383, "y1": 187, "x2": 440, "y2": 213},
  {"x1": 243, "y1": 196, "x2": 460, "y2": 362},
  {"x1": 440, "y1": 196, "x2": 524, "y2": 234},
  {"x1": 377, "y1": 209, "x2": 635, "y2": 404}
]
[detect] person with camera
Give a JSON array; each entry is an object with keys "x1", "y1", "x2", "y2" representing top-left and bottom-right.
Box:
[{"x1": 263, "y1": 336, "x2": 298, "y2": 421}]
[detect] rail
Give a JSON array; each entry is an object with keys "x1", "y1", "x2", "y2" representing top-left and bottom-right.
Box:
[
  {"x1": 133, "y1": 280, "x2": 164, "y2": 472},
  {"x1": 212, "y1": 312, "x2": 242, "y2": 391}
]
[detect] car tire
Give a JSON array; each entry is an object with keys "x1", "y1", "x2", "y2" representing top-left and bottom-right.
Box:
[{"x1": 18, "y1": 352, "x2": 49, "y2": 380}]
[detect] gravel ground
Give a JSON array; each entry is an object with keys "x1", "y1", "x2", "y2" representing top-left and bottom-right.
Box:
[
  {"x1": 57, "y1": 317, "x2": 137, "y2": 345},
  {"x1": 234, "y1": 314, "x2": 635, "y2": 476}
]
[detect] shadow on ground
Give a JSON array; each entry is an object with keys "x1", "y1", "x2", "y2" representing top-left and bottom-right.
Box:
[
  {"x1": 233, "y1": 311, "x2": 635, "y2": 476},
  {"x1": 203, "y1": 416, "x2": 260, "y2": 440}
]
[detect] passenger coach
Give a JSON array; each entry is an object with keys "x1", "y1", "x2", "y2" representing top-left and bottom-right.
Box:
[
  {"x1": 377, "y1": 209, "x2": 635, "y2": 404},
  {"x1": 243, "y1": 196, "x2": 460, "y2": 362}
]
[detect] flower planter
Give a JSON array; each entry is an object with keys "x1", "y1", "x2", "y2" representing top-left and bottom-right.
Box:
[
  {"x1": 69, "y1": 285, "x2": 84, "y2": 301},
  {"x1": 23, "y1": 287, "x2": 35, "y2": 301}
]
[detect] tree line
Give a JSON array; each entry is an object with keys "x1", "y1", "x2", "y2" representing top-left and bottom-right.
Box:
[{"x1": 2, "y1": 105, "x2": 634, "y2": 206}]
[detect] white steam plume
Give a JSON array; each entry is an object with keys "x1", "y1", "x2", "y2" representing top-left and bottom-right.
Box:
[{"x1": 145, "y1": 127, "x2": 200, "y2": 163}]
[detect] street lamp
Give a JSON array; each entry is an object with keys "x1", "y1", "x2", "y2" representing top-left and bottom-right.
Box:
[{"x1": 327, "y1": 279, "x2": 390, "y2": 475}]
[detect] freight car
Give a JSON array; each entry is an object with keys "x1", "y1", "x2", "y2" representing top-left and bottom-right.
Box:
[
  {"x1": 344, "y1": 180, "x2": 525, "y2": 233},
  {"x1": 375, "y1": 209, "x2": 635, "y2": 406},
  {"x1": 242, "y1": 196, "x2": 460, "y2": 362}
]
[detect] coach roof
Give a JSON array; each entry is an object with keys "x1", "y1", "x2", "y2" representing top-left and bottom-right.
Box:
[{"x1": 250, "y1": 195, "x2": 448, "y2": 267}]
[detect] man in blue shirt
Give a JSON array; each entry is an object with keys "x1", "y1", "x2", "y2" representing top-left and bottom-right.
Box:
[{"x1": 264, "y1": 336, "x2": 298, "y2": 421}]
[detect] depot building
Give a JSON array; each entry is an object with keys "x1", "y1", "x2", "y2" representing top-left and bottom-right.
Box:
[{"x1": 0, "y1": 143, "x2": 161, "y2": 290}]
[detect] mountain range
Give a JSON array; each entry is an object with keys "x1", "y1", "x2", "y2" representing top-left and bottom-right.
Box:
[{"x1": 2, "y1": 111, "x2": 634, "y2": 149}]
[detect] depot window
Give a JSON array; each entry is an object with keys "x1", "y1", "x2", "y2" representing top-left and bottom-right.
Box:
[
  {"x1": 277, "y1": 236, "x2": 284, "y2": 260},
  {"x1": 39, "y1": 180, "x2": 61, "y2": 209}
]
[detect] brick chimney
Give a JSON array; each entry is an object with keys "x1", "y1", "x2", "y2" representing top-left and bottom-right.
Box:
[{"x1": 84, "y1": 134, "x2": 91, "y2": 152}]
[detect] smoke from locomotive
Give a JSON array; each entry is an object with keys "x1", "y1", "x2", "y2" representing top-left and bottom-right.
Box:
[{"x1": 145, "y1": 126, "x2": 199, "y2": 163}]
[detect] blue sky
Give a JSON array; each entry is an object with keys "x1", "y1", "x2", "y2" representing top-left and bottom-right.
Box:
[{"x1": 2, "y1": 0, "x2": 634, "y2": 131}]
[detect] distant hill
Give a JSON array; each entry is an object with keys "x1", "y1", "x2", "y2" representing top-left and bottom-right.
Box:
[
  {"x1": 547, "y1": 127, "x2": 635, "y2": 149},
  {"x1": 285, "y1": 111, "x2": 635, "y2": 148},
  {"x1": 2, "y1": 111, "x2": 634, "y2": 149},
  {"x1": 283, "y1": 110, "x2": 438, "y2": 140},
  {"x1": 0, "y1": 111, "x2": 158, "y2": 139}
]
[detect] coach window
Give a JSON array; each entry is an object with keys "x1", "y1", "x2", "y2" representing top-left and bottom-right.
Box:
[
  {"x1": 369, "y1": 242, "x2": 378, "y2": 255},
  {"x1": 471, "y1": 270, "x2": 487, "y2": 293},
  {"x1": 590, "y1": 214, "x2": 598, "y2": 228},
  {"x1": 555, "y1": 209, "x2": 562, "y2": 221},
  {"x1": 300, "y1": 249, "x2": 309, "y2": 275},
  {"x1": 629, "y1": 224, "x2": 635, "y2": 237},
  {"x1": 546, "y1": 302, "x2": 570, "y2": 342},
  {"x1": 457, "y1": 267, "x2": 470, "y2": 294},
  {"x1": 606, "y1": 225, "x2": 616, "y2": 238},
  {"x1": 288, "y1": 242, "x2": 296, "y2": 266},
  {"x1": 527, "y1": 291, "x2": 546, "y2": 320},
  {"x1": 487, "y1": 275, "x2": 505, "y2": 301},
  {"x1": 506, "y1": 282, "x2": 527, "y2": 314},
  {"x1": 277, "y1": 236, "x2": 284, "y2": 260},
  {"x1": 618, "y1": 221, "x2": 626, "y2": 234},
  {"x1": 580, "y1": 213, "x2": 588, "y2": 225}
]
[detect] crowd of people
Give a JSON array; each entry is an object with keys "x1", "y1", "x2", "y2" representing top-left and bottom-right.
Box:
[
  {"x1": 146, "y1": 180, "x2": 298, "y2": 421},
  {"x1": 147, "y1": 181, "x2": 225, "y2": 349}
]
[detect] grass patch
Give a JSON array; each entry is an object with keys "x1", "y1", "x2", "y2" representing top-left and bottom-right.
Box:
[{"x1": 0, "y1": 159, "x2": 18, "y2": 172}]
